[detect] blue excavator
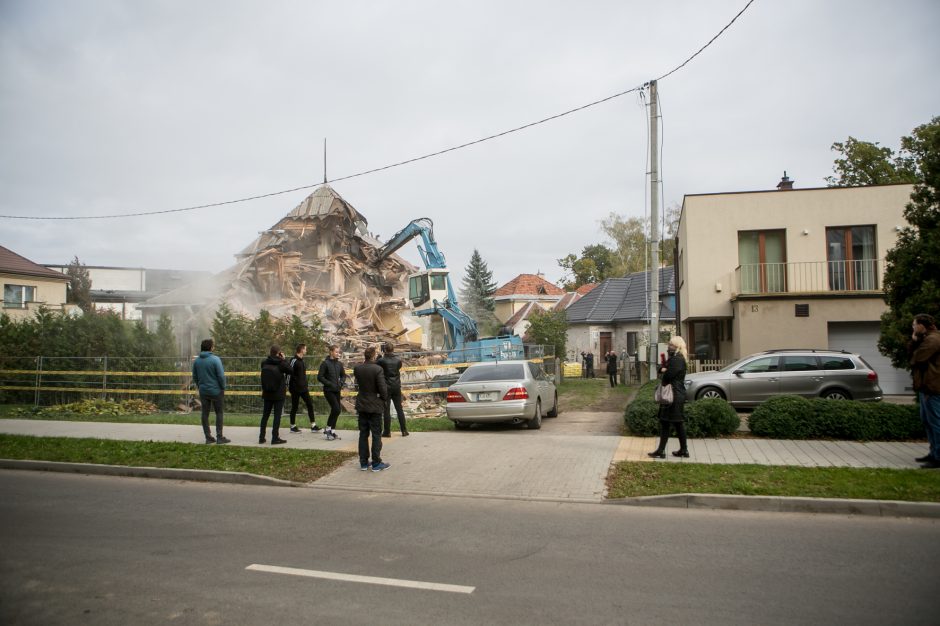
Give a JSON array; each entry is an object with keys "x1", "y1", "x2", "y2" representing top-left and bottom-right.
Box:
[{"x1": 370, "y1": 217, "x2": 523, "y2": 362}]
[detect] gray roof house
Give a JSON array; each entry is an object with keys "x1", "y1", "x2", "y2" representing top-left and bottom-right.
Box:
[{"x1": 564, "y1": 267, "x2": 676, "y2": 363}]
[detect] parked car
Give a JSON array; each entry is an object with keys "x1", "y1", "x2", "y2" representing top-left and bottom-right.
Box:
[
  {"x1": 684, "y1": 349, "x2": 883, "y2": 408},
  {"x1": 445, "y1": 360, "x2": 558, "y2": 430}
]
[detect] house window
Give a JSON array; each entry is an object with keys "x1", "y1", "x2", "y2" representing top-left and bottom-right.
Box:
[
  {"x1": 626, "y1": 332, "x2": 638, "y2": 356},
  {"x1": 738, "y1": 230, "x2": 787, "y2": 293},
  {"x1": 827, "y1": 226, "x2": 877, "y2": 291},
  {"x1": 3, "y1": 284, "x2": 35, "y2": 308}
]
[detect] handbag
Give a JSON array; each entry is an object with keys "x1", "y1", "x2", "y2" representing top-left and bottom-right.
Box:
[{"x1": 654, "y1": 382, "x2": 674, "y2": 405}]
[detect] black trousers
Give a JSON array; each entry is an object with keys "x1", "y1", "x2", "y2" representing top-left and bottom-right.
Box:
[
  {"x1": 656, "y1": 420, "x2": 688, "y2": 453},
  {"x1": 260, "y1": 397, "x2": 285, "y2": 439},
  {"x1": 324, "y1": 390, "x2": 342, "y2": 429},
  {"x1": 358, "y1": 412, "x2": 383, "y2": 466},
  {"x1": 200, "y1": 392, "x2": 224, "y2": 439},
  {"x1": 383, "y1": 389, "x2": 407, "y2": 434},
  {"x1": 608, "y1": 372, "x2": 617, "y2": 387},
  {"x1": 289, "y1": 390, "x2": 315, "y2": 427}
]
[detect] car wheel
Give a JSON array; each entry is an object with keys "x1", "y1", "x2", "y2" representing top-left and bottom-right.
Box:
[
  {"x1": 454, "y1": 421, "x2": 471, "y2": 430},
  {"x1": 697, "y1": 387, "x2": 725, "y2": 401},
  {"x1": 527, "y1": 400, "x2": 542, "y2": 430},
  {"x1": 821, "y1": 388, "x2": 852, "y2": 400},
  {"x1": 546, "y1": 392, "x2": 559, "y2": 417}
]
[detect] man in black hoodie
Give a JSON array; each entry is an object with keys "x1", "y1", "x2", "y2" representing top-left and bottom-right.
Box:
[
  {"x1": 316, "y1": 344, "x2": 346, "y2": 441},
  {"x1": 288, "y1": 343, "x2": 321, "y2": 434},
  {"x1": 355, "y1": 346, "x2": 389, "y2": 472},
  {"x1": 259, "y1": 345, "x2": 293, "y2": 445},
  {"x1": 377, "y1": 342, "x2": 408, "y2": 437}
]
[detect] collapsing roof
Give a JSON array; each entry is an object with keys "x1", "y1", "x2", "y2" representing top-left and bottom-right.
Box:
[{"x1": 142, "y1": 185, "x2": 423, "y2": 350}]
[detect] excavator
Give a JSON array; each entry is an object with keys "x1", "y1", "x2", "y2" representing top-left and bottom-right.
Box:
[{"x1": 370, "y1": 217, "x2": 523, "y2": 362}]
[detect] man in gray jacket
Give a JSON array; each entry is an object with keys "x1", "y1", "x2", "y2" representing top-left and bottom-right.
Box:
[
  {"x1": 191, "y1": 338, "x2": 230, "y2": 445},
  {"x1": 354, "y1": 346, "x2": 389, "y2": 472}
]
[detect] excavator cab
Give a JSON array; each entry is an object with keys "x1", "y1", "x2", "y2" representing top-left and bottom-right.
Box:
[{"x1": 409, "y1": 269, "x2": 449, "y2": 310}]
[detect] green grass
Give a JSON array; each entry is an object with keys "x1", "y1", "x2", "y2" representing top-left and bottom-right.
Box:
[
  {"x1": 0, "y1": 405, "x2": 455, "y2": 432},
  {"x1": 0, "y1": 434, "x2": 354, "y2": 482},
  {"x1": 608, "y1": 461, "x2": 940, "y2": 502}
]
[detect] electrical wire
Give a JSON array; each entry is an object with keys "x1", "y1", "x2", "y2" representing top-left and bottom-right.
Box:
[{"x1": 0, "y1": 0, "x2": 756, "y2": 221}]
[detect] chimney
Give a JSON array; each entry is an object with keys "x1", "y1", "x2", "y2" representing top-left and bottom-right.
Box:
[{"x1": 777, "y1": 171, "x2": 794, "y2": 191}]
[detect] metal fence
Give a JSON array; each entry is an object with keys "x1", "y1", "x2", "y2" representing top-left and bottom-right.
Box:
[{"x1": 0, "y1": 345, "x2": 556, "y2": 413}]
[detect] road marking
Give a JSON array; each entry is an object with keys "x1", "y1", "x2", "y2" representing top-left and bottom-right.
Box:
[{"x1": 245, "y1": 564, "x2": 475, "y2": 594}]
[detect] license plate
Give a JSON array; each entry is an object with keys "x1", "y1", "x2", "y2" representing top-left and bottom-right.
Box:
[{"x1": 477, "y1": 391, "x2": 498, "y2": 402}]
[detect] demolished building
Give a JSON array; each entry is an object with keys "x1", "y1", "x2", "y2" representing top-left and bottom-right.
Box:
[{"x1": 139, "y1": 185, "x2": 424, "y2": 355}]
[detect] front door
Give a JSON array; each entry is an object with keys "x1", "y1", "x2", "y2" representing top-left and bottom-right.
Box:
[{"x1": 599, "y1": 332, "x2": 612, "y2": 356}]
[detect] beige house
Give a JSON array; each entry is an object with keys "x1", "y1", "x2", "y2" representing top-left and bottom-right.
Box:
[
  {"x1": 676, "y1": 179, "x2": 913, "y2": 394},
  {"x1": 493, "y1": 273, "x2": 565, "y2": 324},
  {"x1": 0, "y1": 245, "x2": 71, "y2": 320}
]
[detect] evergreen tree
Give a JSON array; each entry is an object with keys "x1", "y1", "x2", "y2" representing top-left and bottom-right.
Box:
[
  {"x1": 65, "y1": 256, "x2": 93, "y2": 313},
  {"x1": 460, "y1": 249, "x2": 497, "y2": 322},
  {"x1": 879, "y1": 117, "x2": 940, "y2": 368}
]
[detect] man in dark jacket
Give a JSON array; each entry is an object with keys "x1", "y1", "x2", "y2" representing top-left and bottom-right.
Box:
[
  {"x1": 354, "y1": 346, "x2": 389, "y2": 472},
  {"x1": 259, "y1": 345, "x2": 293, "y2": 445},
  {"x1": 377, "y1": 343, "x2": 408, "y2": 437},
  {"x1": 317, "y1": 344, "x2": 347, "y2": 441},
  {"x1": 911, "y1": 314, "x2": 940, "y2": 468},
  {"x1": 191, "y1": 338, "x2": 230, "y2": 445},
  {"x1": 288, "y1": 343, "x2": 321, "y2": 434}
]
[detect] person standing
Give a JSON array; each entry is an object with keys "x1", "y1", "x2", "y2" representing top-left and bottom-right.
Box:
[
  {"x1": 191, "y1": 338, "x2": 230, "y2": 445},
  {"x1": 910, "y1": 314, "x2": 940, "y2": 468},
  {"x1": 317, "y1": 344, "x2": 347, "y2": 441},
  {"x1": 354, "y1": 346, "x2": 390, "y2": 472},
  {"x1": 259, "y1": 345, "x2": 293, "y2": 445},
  {"x1": 605, "y1": 350, "x2": 618, "y2": 387},
  {"x1": 585, "y1": 351, "x2": 595, "y2": 378},
  {"x1": 648, "y1": 336, "x2": 689, "y2": 459},
  {"x1": 288, "y1": 343, "x2": 321, "y2": 434},
  {"x1": 377, "y1": 343, "x2": 408, "y2": 438},
  {"x1": 581, "y1": 351, "x2": 588, "y2": 378}
]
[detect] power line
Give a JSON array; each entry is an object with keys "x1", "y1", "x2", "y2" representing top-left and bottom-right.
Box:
[{"x1": 0, "y1": 0, "x2": 756, "y2": 221}]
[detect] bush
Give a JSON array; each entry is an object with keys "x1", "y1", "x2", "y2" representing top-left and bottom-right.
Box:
[
  {"x1": 748, "y1": 395, "x2": 922, "y2": 440},
  {"x1": 623, "y1": 381, "x2": 740, "y2": 437},
  {"x1": 12, "y1": 398, "x2": 158, "y2": 417}
]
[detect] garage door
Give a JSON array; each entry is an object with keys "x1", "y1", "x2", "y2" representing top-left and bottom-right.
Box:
[{"x1": 828, "y1": 322, "x2": 910, "y2": 395}]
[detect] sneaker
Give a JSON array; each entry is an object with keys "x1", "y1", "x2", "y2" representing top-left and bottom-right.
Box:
[
  {"x1": 289, "y1": 426, "x2": 301, "y2": 434},
  {"x1": 271, "y1": 437, "x2": 287, "y2": 445},
  {"x1": 360, "y1": 463, "x2": 370, "y2": 471},
  {"x1": 325, "y1": 431, "x2": 337, "y2": 441},
  {"x1": 311, "y1": 425, "x2": 322, "y2": 433},
  {"x1": 205, "y1": 436, "x2": 216, "y2": 444},
  {"x1": 259, "y1": 437, "x2": 266, "y2": 444},
  {"x1": 382, "y1": 432, "x2": 392, "y2": 438},
  {"x1": 216, "y1": 436, "x2": 231, "y2": 445},
  {"x1": 371, "y1": 462, "x2": 390, "y2": 472}
]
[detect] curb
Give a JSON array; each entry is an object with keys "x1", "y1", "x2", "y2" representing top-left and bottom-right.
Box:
[
  {"x1": 606, "y1": 493, "x2": 940, "y2": 519},
  {"x1": 0, "y1": 459, "x2": 303, "y2": 488}
]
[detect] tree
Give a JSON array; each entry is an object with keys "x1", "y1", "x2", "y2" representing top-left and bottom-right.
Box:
[
  {"x1": 599, "y1": 215, "x2": 646, "y2": 276},
  {"x1": 210, "y1": 303, "x2": 326, "y2": 358},
  {"x1": 825, "y1": 136, "x2": 918, "y2": 187},
  {"x1": 460, "y1": 249, "x2": 497, "y2": 323},
  {"x1": 557, "y1": 244, "x2": 616, "y2": 290},
  {"x1": 66, "y1": 256, "x2": 93, "y2": 313},
  {"x1": 878, "y1": 116, "x2": 940, "y2": 368},
  {"x1": 523, "y1": 309, "x2": 567, "y2": 362}
]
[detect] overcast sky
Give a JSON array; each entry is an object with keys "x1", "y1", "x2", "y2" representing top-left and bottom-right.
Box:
[{"x1": 1, "y1": 0, "x2": 937, "y2": 290}]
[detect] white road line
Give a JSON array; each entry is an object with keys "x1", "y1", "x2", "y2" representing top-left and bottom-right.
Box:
[{"x1": 245, "y1": 564, "x2": 475, "y2": 594}]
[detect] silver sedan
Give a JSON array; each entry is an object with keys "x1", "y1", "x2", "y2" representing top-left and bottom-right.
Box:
[{"x1": 445, "y1": 360, "x2": 559, "y2": 430}]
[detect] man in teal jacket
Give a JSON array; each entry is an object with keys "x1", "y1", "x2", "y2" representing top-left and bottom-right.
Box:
[{"x1": 192, "y1": 338, "x2": 230, "y2": 444}]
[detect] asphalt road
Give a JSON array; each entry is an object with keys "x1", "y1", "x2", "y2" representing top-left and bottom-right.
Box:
[{"x1": 2, "y1": 471, "x2": 938, "y2": 625}]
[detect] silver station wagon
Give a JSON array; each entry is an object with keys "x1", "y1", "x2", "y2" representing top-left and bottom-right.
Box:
[
  {"x1": 684, "y1": 349, "x2": 883, "y2": 408},
  {"x1": 445, "y1": 360, "x2": 558, "y2": 430}
]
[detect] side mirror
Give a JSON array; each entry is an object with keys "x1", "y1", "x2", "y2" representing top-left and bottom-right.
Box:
[{"x1": 733, "y1": 369, "x2": 744, "y2": 376}]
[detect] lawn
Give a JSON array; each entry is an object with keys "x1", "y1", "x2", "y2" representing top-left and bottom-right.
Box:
[
  {"x1": 0, "y1": 434, "x2": 354, "y2": 483},
  {"x1": 608, "y1": 461, "x2": 940, "y2": 503},
  {"x1": 558, "y1": 377, "x2": 634, "y2": 411}
]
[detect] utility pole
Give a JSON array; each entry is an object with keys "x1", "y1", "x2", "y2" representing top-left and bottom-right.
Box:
[{"x1": 648, "y1": 80, "x2": 660, "y2": 381}]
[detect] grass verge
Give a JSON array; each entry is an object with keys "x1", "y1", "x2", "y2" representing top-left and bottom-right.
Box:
[
  {"x1": 0, "y1": 434, "x2": 354, "y2": 483},
  {"x1": 608, "y1": 461, "x2": 940, "y2": 502}
]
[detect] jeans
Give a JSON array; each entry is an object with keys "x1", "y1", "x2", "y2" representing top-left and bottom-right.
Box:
[
  {"x1": 383, "y1": 389, "x2": 407, "y2": 434},
  {"x1": 260, "y1": 397, "x2": 285, "y2": 439},
  {"x1": 200, "y1": 392, "x2": 224, "y2": 439},
  {"x1": 358, "y1": 412, "x2": 383, "y2": 467},
  {"x1": 289, "y1": 390, "x2": 316, "y2": 427},
  {"x1": 920, "y1": 391, "x2": 940, "y2": 459},
  {"x1": 324, "y1": 390, "x2": 342, "y2": 430}
]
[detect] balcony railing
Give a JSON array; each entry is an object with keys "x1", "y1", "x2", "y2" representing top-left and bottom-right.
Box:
[{"x1": 733, "y1": 259, "x2": 882, "y2": 296}]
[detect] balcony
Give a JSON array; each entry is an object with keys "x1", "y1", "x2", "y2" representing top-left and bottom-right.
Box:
[{"x1": 732, "y1": 259, "x2": 883, "y2": 296}]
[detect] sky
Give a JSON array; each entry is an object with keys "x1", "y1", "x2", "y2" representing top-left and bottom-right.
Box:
[{"x1": 1, "y1": 0, "x2": 937, "y2": 291}]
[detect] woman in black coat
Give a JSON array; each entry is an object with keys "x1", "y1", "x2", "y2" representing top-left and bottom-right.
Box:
[{"x1": 648, "y1": 336, "x2": 690, "y2": 458}]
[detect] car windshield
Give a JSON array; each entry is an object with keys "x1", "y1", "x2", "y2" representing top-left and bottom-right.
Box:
[{"x1": 458, "y1": 363, "x2": 526, "y2": 382}]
